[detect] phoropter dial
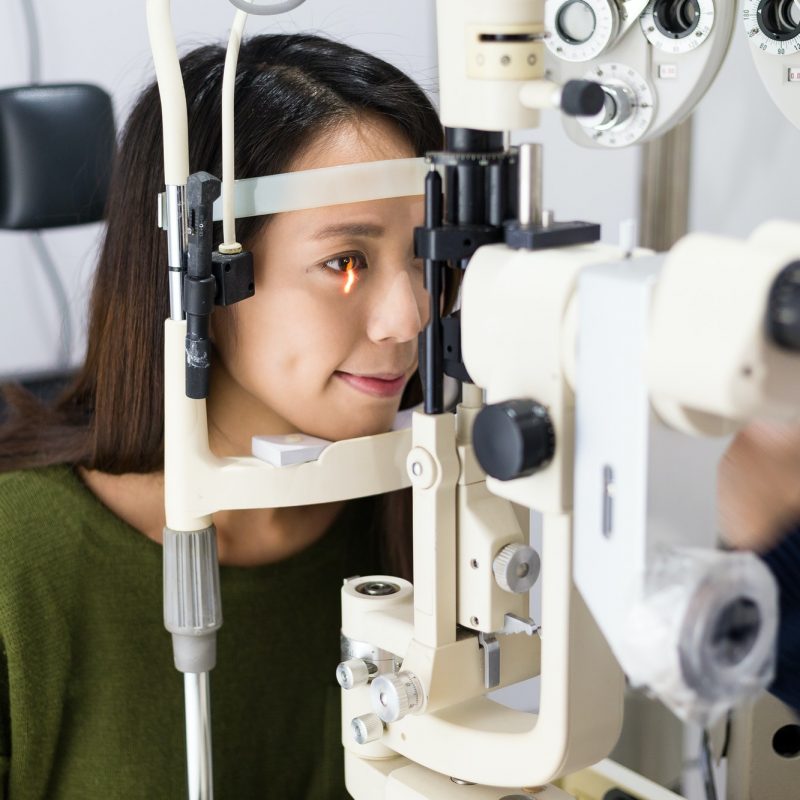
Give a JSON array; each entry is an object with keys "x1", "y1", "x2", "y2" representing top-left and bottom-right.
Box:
[
  {"x1": 743, "y1": 0, "x2": 800, "y2": 54},
  {"x1": 545, "y1": 0, "x2": 621, "y2": 62},
  {"x1": 577, "y1": 63, "x2": 655, "y2": 146},
  {"x1": 641, "y1": 0, "x2": 716, "y2": 52}
]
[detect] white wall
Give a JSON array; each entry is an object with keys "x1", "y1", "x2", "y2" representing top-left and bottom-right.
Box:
[{"x1": 1, "y1": 2, "x2": 797, "y2": 378}]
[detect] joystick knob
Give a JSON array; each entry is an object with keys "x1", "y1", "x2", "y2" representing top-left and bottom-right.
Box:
[
  {"x1": 473, "y1": 399, "x2": 555, "y2": 482},
  {"x1": 767, "y1": 260, "x2": 800, "y2": 352}
]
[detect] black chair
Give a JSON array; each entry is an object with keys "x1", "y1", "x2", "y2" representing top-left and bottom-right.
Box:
[{"x1": 0, "y1": 82, "x2": 116, "y2": 415}]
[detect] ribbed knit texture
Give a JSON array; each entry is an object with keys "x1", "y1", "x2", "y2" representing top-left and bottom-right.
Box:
[
  {"x1": 763, "y1": 526, "x2": 800, "y2": 715},
  {"x1": 0, "y1": 466, "x2": 378, "y2": 799}
]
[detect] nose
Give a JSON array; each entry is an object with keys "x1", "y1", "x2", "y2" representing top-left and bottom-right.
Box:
[{"x1": 366, "y1": 268, "x2": 427, "y2": 344}]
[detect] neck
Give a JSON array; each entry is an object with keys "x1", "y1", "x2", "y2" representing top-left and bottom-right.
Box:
[
  {"x1": 79, "y1": 360, "x2": 344, "y2": 566},
  {"x1": 78, "y1": 467, "x2": 344, "y2": 567}
]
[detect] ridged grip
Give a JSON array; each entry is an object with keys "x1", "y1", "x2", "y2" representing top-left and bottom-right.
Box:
[
  {"x1": 163, "y1": 526, "x2": 223, "y2": 673},
  {"x1": 371, "y1": 672, "x2": 423, "y2": 723},
  {"x1": 351, "y1": 713, "x2": 384, "y2": 745},
  {"x1": 493, "y1": 543, "x2": 541, "y2": 594}
]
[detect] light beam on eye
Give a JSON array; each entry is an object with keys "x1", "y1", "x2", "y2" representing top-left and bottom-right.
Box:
[{"x1": 343, "y1": 268, "x2": 357, "y2": 295}]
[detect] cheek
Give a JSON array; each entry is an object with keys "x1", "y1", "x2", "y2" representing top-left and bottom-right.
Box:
[{"x1": 224, "y1": 286, "x2": 361, "y2": 386}]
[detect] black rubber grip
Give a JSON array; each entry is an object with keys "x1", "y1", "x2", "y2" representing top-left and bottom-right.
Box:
[{"x1": 561, "y1": 80, "x2": 605, "y2": 117}]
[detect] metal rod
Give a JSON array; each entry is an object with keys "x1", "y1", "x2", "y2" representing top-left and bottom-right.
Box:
[
  {"x1": 423, "y1": 167, "x2": 444, "y2": 415},
  {"x1": 700, "y1": 729, "x2": 719, "y2": 800},
  {"x1": 638, "y1": 116, "x2": 692, "y2": 251},
  {"x1": 166, "y1": 184, "x2": 188, "y2": 320},
  {"x1": 517, "y1": 142, "x2": 543, "y2": 227},
  {"x1": 184, "y1": 671, "x2": 214, "y2": 800}
]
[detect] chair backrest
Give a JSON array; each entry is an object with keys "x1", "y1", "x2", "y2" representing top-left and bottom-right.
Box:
[{"x1": 0, "y1": 83, "x2": 115, "y2": 230}]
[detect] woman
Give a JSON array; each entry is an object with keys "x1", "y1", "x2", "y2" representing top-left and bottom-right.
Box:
[{"x1": 0, "y1": 33, "x2": 445, "y2": 798}]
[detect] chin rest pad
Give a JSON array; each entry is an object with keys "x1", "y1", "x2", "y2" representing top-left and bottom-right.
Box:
[{"x1": 0, "y1": 84, "x2": 115, "y2": 230}]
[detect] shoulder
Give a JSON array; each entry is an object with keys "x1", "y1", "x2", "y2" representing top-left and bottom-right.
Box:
[
  {"x1": 0, "y1": 464, "x2": 86, "y2": 526},
  {"x1": 0, "y1": 465, "x2": 101, "y2": 577}
]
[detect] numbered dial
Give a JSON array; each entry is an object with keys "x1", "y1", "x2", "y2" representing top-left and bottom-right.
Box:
[
  {"x1": 578, "y1": 63, "x2": 655, "y2": 147},
  {"x1": 742, "y1": 0, "x2": 800, "y2": 55},
  {"x1": 641, "y1": 0, "x2": 715, "y2": 52},
  {"x1": 545, "y1": 0, "x2": 621, "y2": 62}
]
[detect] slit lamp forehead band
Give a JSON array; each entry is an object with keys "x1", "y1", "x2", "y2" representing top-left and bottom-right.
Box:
[{"x1": 211, "y1": 157, "x2": 432, "y2": 221}]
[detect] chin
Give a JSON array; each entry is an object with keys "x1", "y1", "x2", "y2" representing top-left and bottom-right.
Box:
[{"x1": 306, "y1": 408, "x2": 399, "y2": 442}]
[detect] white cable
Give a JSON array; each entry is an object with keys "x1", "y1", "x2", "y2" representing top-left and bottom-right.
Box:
[
  {"x1": 146, "y1": 0, "x2": 190, "y2": 185},
  {"x1": 226, "y1": 0, "x2": 306, "y2": 14},
  {"x1": 221, "y1": 9, "x2": 249, "y2": 251},
  {"x1": 19, "y1": 0, "x2": 42, "y2": 84}
]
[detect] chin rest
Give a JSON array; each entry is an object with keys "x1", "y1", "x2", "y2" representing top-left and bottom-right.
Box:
[{"x1": 0, "y1": 83, "x2": 115, "y2": 230}]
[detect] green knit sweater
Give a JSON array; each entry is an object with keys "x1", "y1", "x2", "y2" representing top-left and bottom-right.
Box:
[{"x1": 0, "y1": 466, "x2": 378, "y2": 799}]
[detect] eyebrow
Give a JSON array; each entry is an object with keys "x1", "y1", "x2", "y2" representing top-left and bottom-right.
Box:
[{"x1": 310, "y1": 222, "x2": 386, "y2": 240}]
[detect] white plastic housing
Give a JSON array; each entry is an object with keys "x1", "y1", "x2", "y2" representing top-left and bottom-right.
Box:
[
  {"x1": 574, "y1": 257, "x2": 780, "y2": 723},
  {"x1": 648, "y1": 221, "x2": 800, "y2": 433},
  {"x1": 547, "y1": 0, "x2": 736, "y2": 146},
  {"x1": 436, "y1": 0, "x2": 545, "y2": 131},
  {"x1": 743, "y1": 0, "x2": 800, "y2": 130},
  {"x1": 461, "y1": 241, "x2": 625, "y2": 513}
]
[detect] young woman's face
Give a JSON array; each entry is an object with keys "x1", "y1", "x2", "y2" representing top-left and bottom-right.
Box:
[{"x1": 211, "y1": 116, "x2": 428, "y2": 447}]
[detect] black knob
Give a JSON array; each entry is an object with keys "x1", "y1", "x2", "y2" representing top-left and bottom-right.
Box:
[
  {"x1": 603, "y1": 791, "x2": 638, "y2": 800},
  {"x1": 767, "y1": 260, "x2": 800, "y2": 352},
  {"x1": 560, "y1": 80, "x2": 605, "y2": 118},
  {"x1": 473, "y1": 400, "x2": 556, "y2": 482}
]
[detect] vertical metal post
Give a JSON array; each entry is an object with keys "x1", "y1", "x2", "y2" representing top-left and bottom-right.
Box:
[
  {"x1": 639, "y1": 116, "x2": 693, "y2": 251},
  {"x1": 423, "y1": 166, "x2": 445, "y2": 415},
  {"x1": 518, "y1": 142, "x2": 543, "y2": 227},
  {"x1": 184, "y1": 672, "x2": 214, "y2": 800}
]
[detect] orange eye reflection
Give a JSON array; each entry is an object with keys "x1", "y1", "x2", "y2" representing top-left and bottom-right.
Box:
[{"x1": 343, "y1": 264, "x2": 358, "y2": 295}]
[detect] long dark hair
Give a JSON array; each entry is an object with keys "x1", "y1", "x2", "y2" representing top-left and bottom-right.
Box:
[{"x1": 0, "y1": 33, "x2": 445, "y2": 579}]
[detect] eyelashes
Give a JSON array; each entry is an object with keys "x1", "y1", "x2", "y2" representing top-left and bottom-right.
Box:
[
  {"x1": 320, "y1": 252, "x2": 367, "y2": 295},
  {"x1": 321, "y1": 253, "x2": 368, "y2": 274}
]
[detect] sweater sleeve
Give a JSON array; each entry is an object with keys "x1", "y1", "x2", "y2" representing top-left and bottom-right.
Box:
[
  {"x1": 0, "y1": 640, "x2": 8, "y2": 798},
  {"x1": 762, "y1": 526, "x2": 800, "y2": 715}
]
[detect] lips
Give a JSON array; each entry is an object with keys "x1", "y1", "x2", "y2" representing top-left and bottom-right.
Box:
[{"x1": 335, "y1": 371, "x2": 408, "y2": 398}]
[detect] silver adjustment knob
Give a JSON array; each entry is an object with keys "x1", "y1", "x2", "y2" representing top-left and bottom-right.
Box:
[
  {"x1": 493, "y1": 543, "x2": 541, "y2": 594},
  {"x1": 336, "y1": 658, "x2": 377, "y2": 690},
  {"x1": 580, "y1": 83, "x2": 635, "y2": 132},
  {"x1": 370, "y1": 671, "x2": 424, "y2": 723},
  {"x1": 351, "y1": 713, "x2": 384, "y2": 744}
]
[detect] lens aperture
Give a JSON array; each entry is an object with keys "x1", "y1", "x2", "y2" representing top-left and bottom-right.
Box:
[
  {"x1": 653, "y1": 0, "x2": 702, "y2": 38},
  {"x1": 758, "y1": 0, "x2": 800, "y2": 39},
  {"x1": 556, "y1": 0, "x2": 598, "y2": 44}
]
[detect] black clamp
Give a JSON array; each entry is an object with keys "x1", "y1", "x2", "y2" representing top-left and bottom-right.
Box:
[
  {"x1": 504, "y1": 219, "x2": 601, "y2": 251},
  {"x1": 442, "y1": 314, "x2": 472, "y2": 384},
  {"x1": 183, "y1": 171, "x2": 255, "y2": 400},
  {"x1": 211, "y1": 250, "x2": 255, "y2": 306},
  {"x1": 414, "y1": 224, "x2": 503, "y2": 266}
]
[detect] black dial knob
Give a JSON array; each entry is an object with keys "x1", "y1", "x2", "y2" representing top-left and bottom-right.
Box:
[
  {"x1": 561, "y1": 80, "x2": 606, "y2": 118},
  {"x1": 767, "y1": 260, "x2": 800, "y2": 352},
  {"x1": 473, "y1": 399, "x2": 556, "y2": 482}
]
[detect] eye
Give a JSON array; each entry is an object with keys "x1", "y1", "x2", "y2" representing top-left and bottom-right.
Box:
[{"x1": 322, "y1": 253, "x2": 368, "y2": 273}]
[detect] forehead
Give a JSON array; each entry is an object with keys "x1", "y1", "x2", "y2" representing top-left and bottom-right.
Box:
[
  {"x1": 290, "y1": 115, "x2": 416, "y2": 171},
  {"x1": 260, "y1": 116, "x2": 423, "y2": 239},
  {"x1": 266, "y1": 194, "x2": 424, "y2": 243}
]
